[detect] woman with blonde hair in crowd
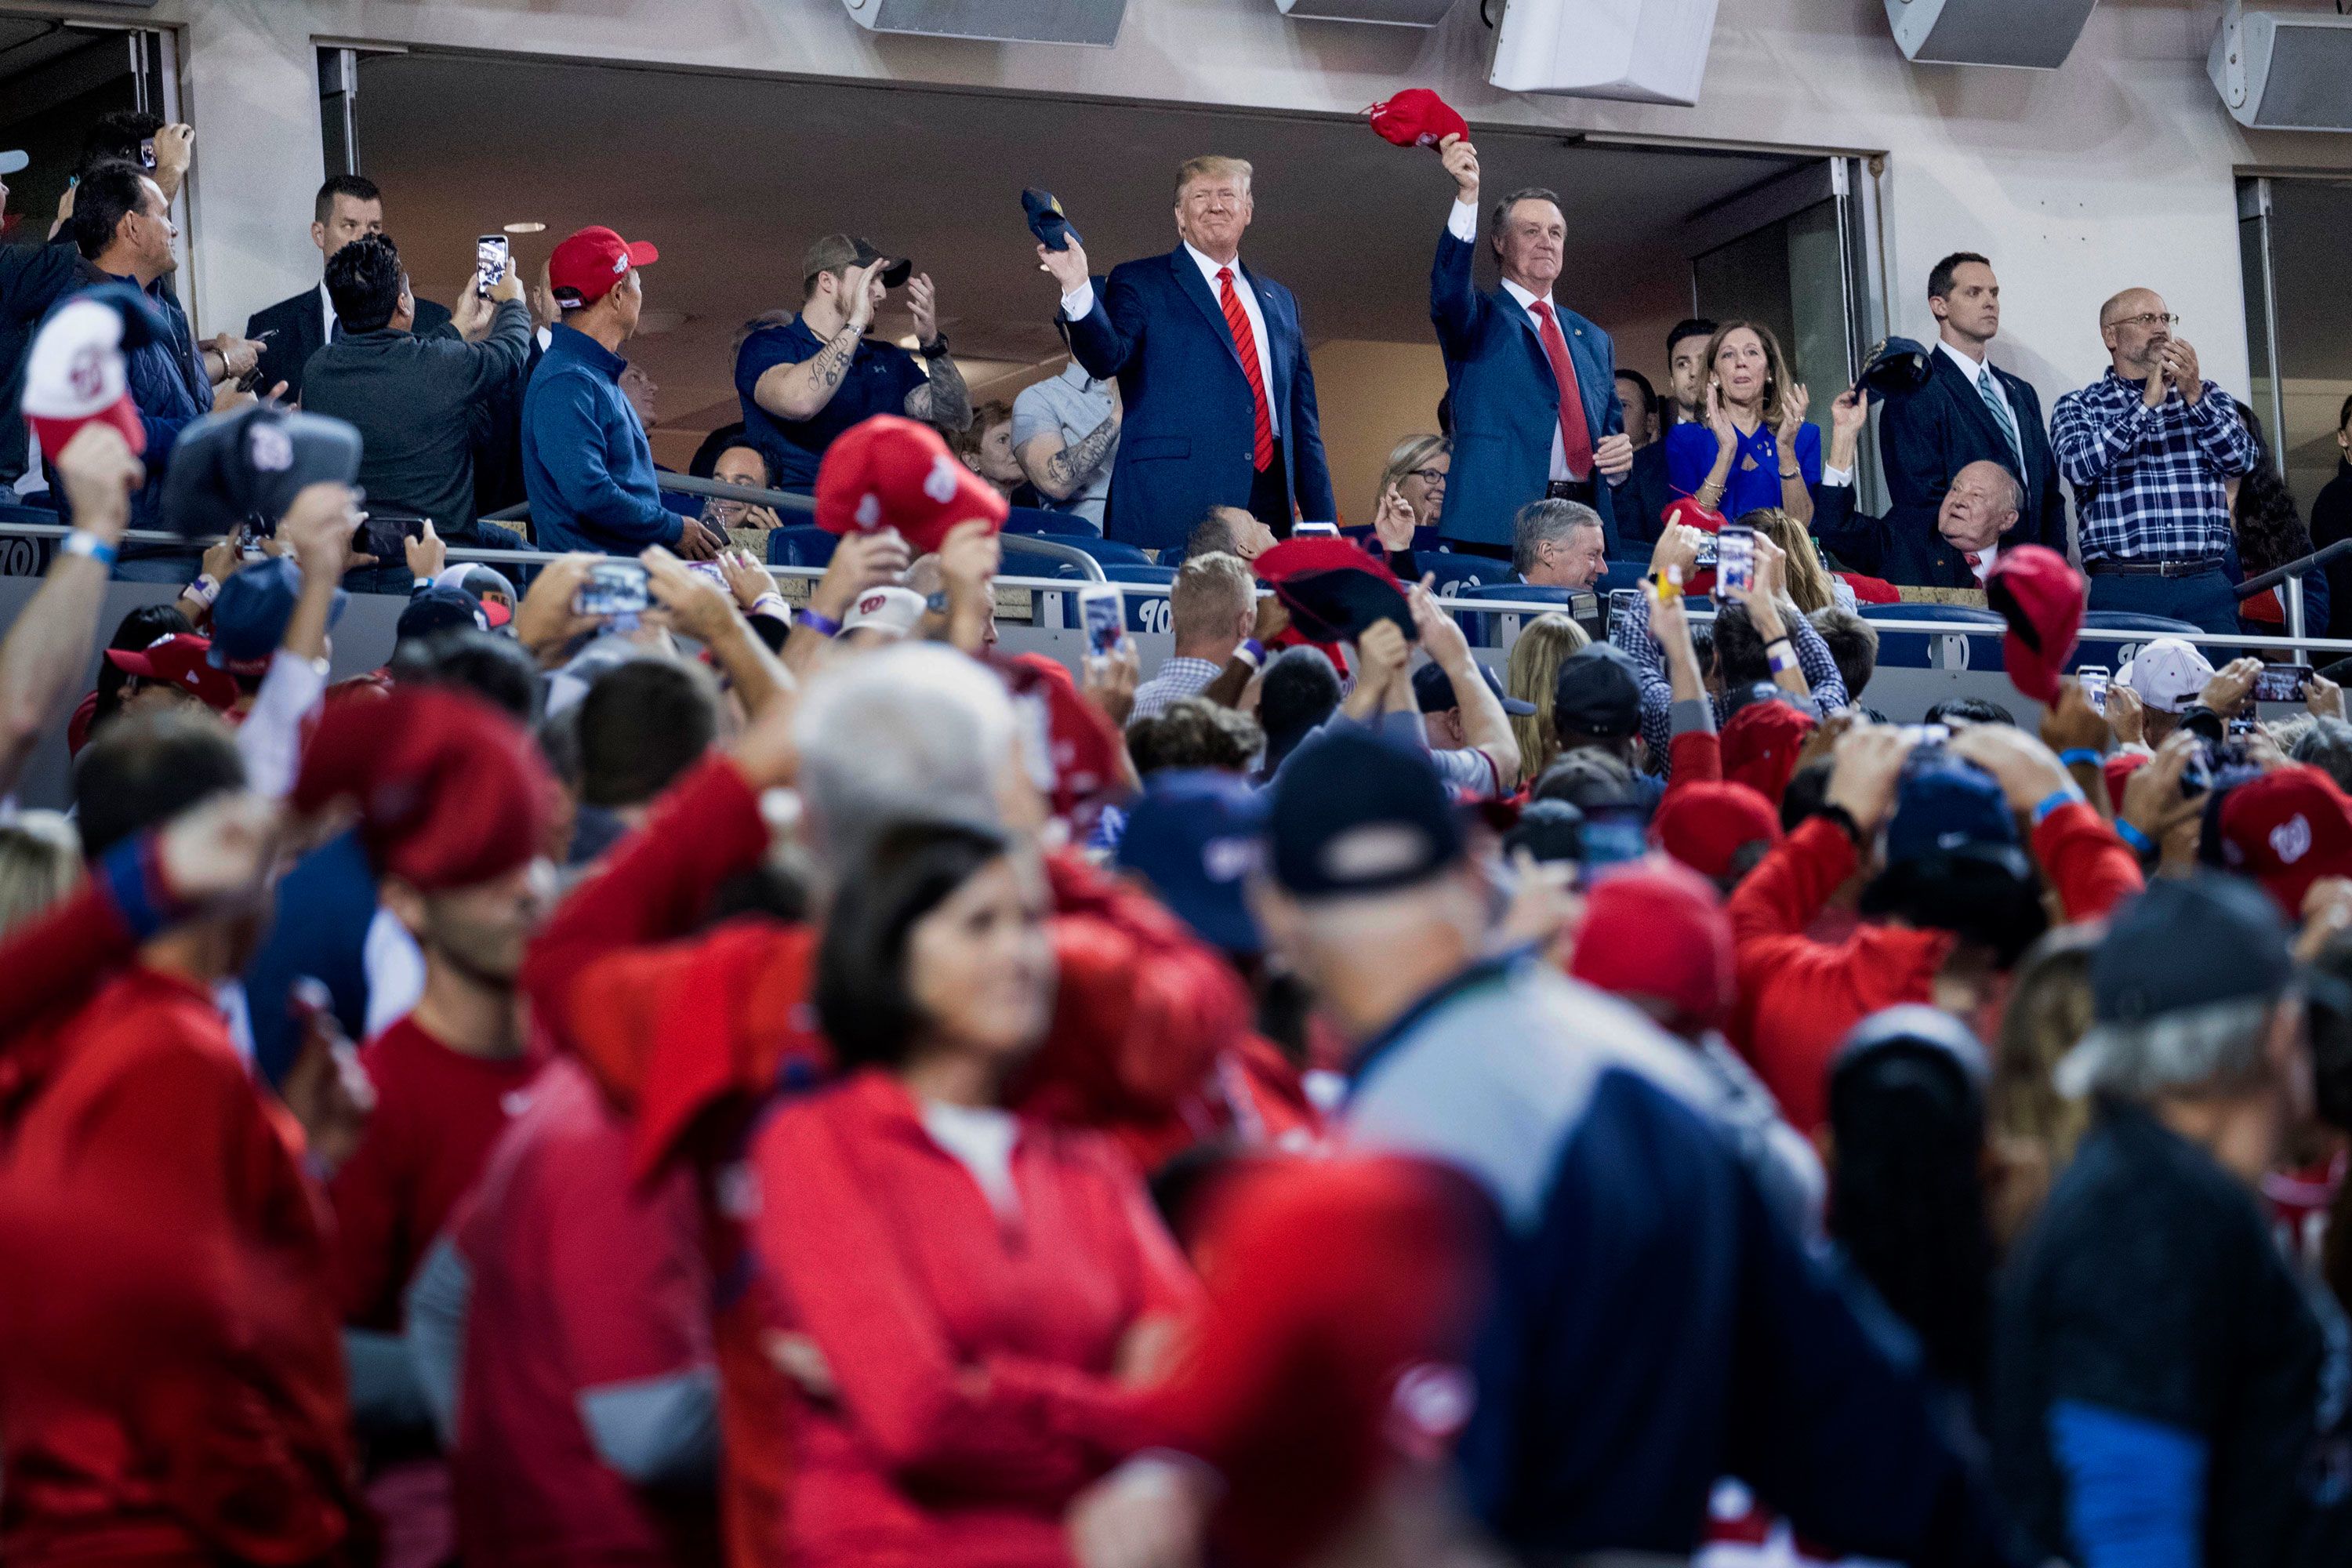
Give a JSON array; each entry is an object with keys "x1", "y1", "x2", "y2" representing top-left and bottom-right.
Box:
[
  {"x1": 1504, "y1": 614, "x2": 1591, "y2": 779},
  {"x1": 0, "y1": 811, "x2": 79, "y2": 939},
  {"x1": 1367, "y1": 434, "x2": 1450, "y2": 543},
  {"x1": 1747, "y1": 509, "x2": 1848, "y2": 615},
  {"x1": 1988, "y1": 924, "x2": 2100, "y2": 1244}
]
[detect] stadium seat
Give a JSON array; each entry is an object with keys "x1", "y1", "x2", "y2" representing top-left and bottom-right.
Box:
[
  {"x1": 2070, "y1": 611, "x2": 2203, "y2": 673},
  {"x1": 766, "y1": 525, "x2": 839, "y2": 568},
  {"x1": 1417, "y1": 551, "x2": 1516, "y2": 600},
  {"x1": 1040, "y1": 561, "x2": 1180, "y2": 633},
  {"x1": 1861, "y1": 601, "x2": 2006, "y2": 670},
  {"x1": 1004, "y1": 533, "x2": 1156, "y2": 572}
]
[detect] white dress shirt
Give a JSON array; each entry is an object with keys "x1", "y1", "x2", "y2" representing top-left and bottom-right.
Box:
[
  {"x1": 1965, "y1": 539, "x2": 1999, "y2": 583},
  {"x1": 1061, "y1": 243, "x2": 1277, "y2": 436}
]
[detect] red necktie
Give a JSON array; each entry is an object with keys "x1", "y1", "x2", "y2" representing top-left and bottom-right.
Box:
[
  {"x1": 1218, "y1": 267, "x2": 1276, "y2": 473},
  {"x1": 1529, "y1": 301, "x2": 1595, "y2": 481},
  {"x1": 1963, "y1": 550, "x2": 1984, "y2": 572}
]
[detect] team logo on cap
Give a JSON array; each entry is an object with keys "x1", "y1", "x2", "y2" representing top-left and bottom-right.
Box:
[
  {"x1": 2272, "y1": 814, "x2": 2314, "y2": 866},
  {"x1": 923, "y1": 454, "x2": 960, "y2": 504},
  {"x1": 1203, "y1": 835, "x2": 1258, "y2": 884},
  {"x1": 248, "y1": 423, "x2": 294, "y2": 473},
  {"x1": 1385, "y1": 1362, "x2": 1474, "y2": 1461},
  {"x1": 858, "y1": 592, "x2": 887, "y2": 614},
  {"x1": 1321, "y1": 824, "x2": 1431, "y2": 883},
  {"x1": 612, "y1": 252, "x2": 628, "y2": 275},
  {"x1": 855, "y1": 493, "x2": 881, "y2": 528},
  {"x1": 67, "y1": 346, "x2": 106, "y2": 405}
]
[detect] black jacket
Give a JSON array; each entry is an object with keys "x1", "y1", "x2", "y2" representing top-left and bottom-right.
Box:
[
  {"x1": 1813, "y1": 481, "x2": 1993, "y2": 589},
  {"x1": 0, "y1": 238, "x2": 101, "y2": 487},
  {"x1": 1877, "y1": 346, "x2": 2068, "y2": 559},
  {"x1": 2310, "y1": 458, "x2": 2352, "y2": 642},
  {"x1": 298, "y1": 299, "x2": 530, "y2": 533},
  {"x1": 245, "y1": 283, "x2": 452, "y2": 402}
]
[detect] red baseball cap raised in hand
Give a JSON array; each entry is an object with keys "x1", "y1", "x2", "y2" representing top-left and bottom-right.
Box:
[{"x1": 814, "y1": 414, "x2": 1008, "y2": 556}]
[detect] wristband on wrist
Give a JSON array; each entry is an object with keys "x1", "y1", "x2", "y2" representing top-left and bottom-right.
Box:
[
  {"x1": 2030, "y1": 784, "x2": 2085, "y2": 827},
  {"x1": 793, "y1": 608, "x2": 842, "y2": 637},
  {"x1": 1780, "y1": 469, "x2": 1802, "y2": 480},
  {"x1": 749, "y1": 592, "x2": 789, "y2": 622},
  {"x1": 187, "y1": 572, "x2": 222, "y2": 607},
  {"x1": 1234, "y1": 638, "x2": 1265, "y2": 670},
  {"x1": 2115, "y1": 818, "x2": 2156, "y2": 856},
  {"x1": 63, "y1": 530, "x2": 118, "y2": 569},
  {"x1": 2059, "y1": 748, "x2": 2103, "y2": 770}
]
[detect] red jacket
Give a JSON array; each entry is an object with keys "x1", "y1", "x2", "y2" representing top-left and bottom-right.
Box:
[
  {"x1": 518, "y1": 751, "x2": 1255, "y2": 1566},
  {"x1": 1726, "y1": 801, "x2": 2141, "y2": 1134},
  {"x1": 0, "y1": 874, "x2": 363, "y2": 1566},
  {"x1": 750, "y1": 1069, "x2": 1196, "y2": 1568}
]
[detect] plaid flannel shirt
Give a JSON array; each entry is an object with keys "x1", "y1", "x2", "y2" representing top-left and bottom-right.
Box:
[
  {"x1": 2049, "y1": 370, "x2": 2257, "y2": 564},
  {"x1": 1128, "y1": 656, "x2": 1225, "y2": 720},
  {"x1": 1610, "y1": 593, "x2": 1847, "y2": 778}
]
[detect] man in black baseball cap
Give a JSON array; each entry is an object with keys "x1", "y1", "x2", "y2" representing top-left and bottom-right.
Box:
[
  {"x1": 1549, "y1": 642, "x2": 1653, "y2": 801},
  {"x1": 734, "y1": 231, "x2": 971, "y2": 495},
  {"x1": 1996, "y1": 873, "x2": 2345, "y2": 1568}
]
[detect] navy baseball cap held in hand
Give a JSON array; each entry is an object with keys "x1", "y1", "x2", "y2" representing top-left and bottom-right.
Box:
[
  {"x1": 1269, "y1": 727, "x2": 1463, "y2": 898},
  {"x1": 1022, "y1": 189, "x2": 1082, "y2": 253},
  {"x1": 1857, "y1": 337, "x2": 1933, "y2": 398},
  {"x1": 209, "y1": 556, "x2": 348, "y2": 675},
  {"x1": 1414, "y1": 659, "x2": 1537, "y2": 716},
  {"x1": 160, "y1": 401, "x2": 361, "y2": 540},
  {"x1": 2091, "y1": 873, "x2": 2295, "y2": 1026},
  {"x1": 1116, "y1": 769, "x2": 1269, "y2": 954}
]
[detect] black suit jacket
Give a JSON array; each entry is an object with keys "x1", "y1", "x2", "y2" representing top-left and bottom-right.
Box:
[
  {"x1": 1813, "y1": 482, "x2": 1998, "y2": 589},
  {"x1": 1617, "y1": 438, "x2": 1673, "y2": 551},
  {"x1": 246, "y1": 284, "x2": 452, "y2": 401},
  {"x1": 1877, "y1": 347, "x2": 2067, "y2": 557}
]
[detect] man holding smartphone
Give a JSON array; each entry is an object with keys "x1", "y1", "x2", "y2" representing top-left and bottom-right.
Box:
[{"x1": 245, "y1": 176, "x2": 453, "y2": 402}]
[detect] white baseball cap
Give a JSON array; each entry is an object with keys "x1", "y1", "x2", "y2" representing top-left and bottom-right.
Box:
[
  {"x1": 0, "y1": 151, "x2": 27, "y2": 177},
  {"x1": 22, "y1": 296, "x2": 143, "y2": 456},
  {"x1": 2118, "y1": 637, "x2": 2216, "y2": 714},
  {"x1": 841, "y1": 585, "x2": 927, "y2": 641}
]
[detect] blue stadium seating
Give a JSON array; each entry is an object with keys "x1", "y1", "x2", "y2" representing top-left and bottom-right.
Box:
[
  {"x1": 1861, "y1": 601, "x2": 2006, "y2": 670},
  {"x1": 2071, "y1": 610, "x2": 2201, "y2": 671},
  {"x1": 766, "y1": 525, "x2": 839, "y2": 568}
]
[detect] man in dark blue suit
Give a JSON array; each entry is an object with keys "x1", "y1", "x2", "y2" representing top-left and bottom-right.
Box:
[
  {"x1": 1039, "y1": 156, "x2": 1332, "y2": 553},
  {"x1": 1428, "y1": 135, "x2": 1635, "y2": 561},
  {"x1": 1875, "y1": 252, "x2": 2067, "y2": 576}
]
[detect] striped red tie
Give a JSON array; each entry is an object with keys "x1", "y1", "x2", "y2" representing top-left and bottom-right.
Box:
[{"x1": 1218, "y1": 267, "x2": 1276, "y2": 472}]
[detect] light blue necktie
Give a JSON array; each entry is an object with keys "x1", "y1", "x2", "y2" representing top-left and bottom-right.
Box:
[{"x1": 1976, "y1": 367, "x2": 2024, "y2": 470}]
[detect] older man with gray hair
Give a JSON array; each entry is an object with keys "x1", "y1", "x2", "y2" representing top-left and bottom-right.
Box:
[
  {"x1": 1994, "y1": 873, "x2": 2349, "y2": 1568},
  {"x1": 1512, "y1": 498, "x2": 1609, "y2": 590}
]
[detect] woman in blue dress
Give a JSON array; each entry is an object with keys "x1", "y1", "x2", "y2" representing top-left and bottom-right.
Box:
[{"x1": 1664, "y1": 321, "x2": 1820, "y2": 526}]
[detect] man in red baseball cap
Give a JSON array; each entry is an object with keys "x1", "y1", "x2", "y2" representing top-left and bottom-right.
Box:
[
  {"x1": 522, "y1": 225, "x2": 724, "y2": 560},
  {"x1": 813, "y1": 412, "x2": 1007, "y2": 555},
  {"x1": 2219, "y1": 764, "x2": 2352, "y2": 921}
]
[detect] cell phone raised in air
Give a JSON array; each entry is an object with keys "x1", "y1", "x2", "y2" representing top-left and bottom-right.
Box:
[
  {"x1": 1291, "y1": 521, "x2": 1341, "y2": 539},
  {"x1": 576, "y1": 561, "x2": 651, "y2": 618},
  {"x1": 2077, "y1": 665, "x2": 2111, "y2": 714},
  {"x1": 2252, "y1": 663, "x2": 2314, "y2": 705},
  {"x1": 474, "y1": 234, "x2": 511, "y2": 298},
  {"x1": 1716, "y1": 525, "x2": 1755, "y2": 596},
  {"x1": 1079, "y1": 584, "x2": 1125, "y2": 658}
]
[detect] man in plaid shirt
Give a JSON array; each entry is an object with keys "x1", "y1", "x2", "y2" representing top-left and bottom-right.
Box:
[{"x1": 2051, "y1": 288, "x2": 2257, "y2": 633}]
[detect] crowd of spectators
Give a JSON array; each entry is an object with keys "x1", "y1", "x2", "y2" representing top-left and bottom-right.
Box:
[{"x1": 5, "y1": 105, "x2": 2352, "y2": 1568}]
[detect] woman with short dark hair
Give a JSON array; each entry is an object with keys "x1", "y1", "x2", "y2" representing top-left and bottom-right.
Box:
[{"x1": 752, "y1": 820, "x2": 1196, "y2": 1568}]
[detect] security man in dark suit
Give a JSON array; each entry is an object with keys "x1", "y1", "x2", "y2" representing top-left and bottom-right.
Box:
[
  {"x1": 244, "y1": 174, "x2": 449, "y2": 401},
  {"x1": 1876, "y1": 252, "x2": 2066, "y2": 560},
  {"x1": 1039, "y1": 155, "x2": 1333, "y2": 552},
  {"x1": 1428, "y1": 134, "x2": 1635, "y2": 561}
]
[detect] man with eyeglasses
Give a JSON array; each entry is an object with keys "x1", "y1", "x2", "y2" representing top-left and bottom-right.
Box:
[{"x1": 2051, "y1": 288, "x2": 2257, "y2": 633}]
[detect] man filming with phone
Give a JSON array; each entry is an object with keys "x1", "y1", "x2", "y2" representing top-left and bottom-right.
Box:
[{"x1": 302, "y1": 233, "x2": 534, "y2": 582}]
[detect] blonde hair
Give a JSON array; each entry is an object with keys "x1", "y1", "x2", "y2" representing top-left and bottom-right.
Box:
[
  {"x1": 1706, "y1": 321, "x2": 1798, "y2": 432},
  {"x1": 1176, "y1": 156, "x2": 1254, "y2": 200},
  {"x1": 1748, "y1": 509, "x2": 1835, "y2": 615},
  {"x1": 1373, "y1": 434, "x2": 1449, "y2": 528},
  {"x1": 0, "y1": 811, "x2": 81, "y2": 939},
  {"x1": 1504, "y1": 614, "x2": 1591, "y2": 777},
  {"x1": 1989, "y1": 924, "x2": 2100, "y2": 1240},
  {"x1": 1169, "y1": 551, "x2": 1256, "y2": 644}
]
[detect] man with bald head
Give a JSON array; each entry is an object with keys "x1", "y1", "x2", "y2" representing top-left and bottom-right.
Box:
[{"x1": 2051, "y1": 287, "x2": 2257, "y2": 633}]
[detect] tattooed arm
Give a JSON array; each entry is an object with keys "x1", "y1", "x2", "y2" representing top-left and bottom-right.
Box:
[
  {"x1": 754, "y1": 325, "x2": 864, "y2": 423},
  {"x1": 904, "y1": 350, "x2": 972, "y2": 434},
  {"x1": 1017, "y1": 409, "x2": 1120, "y2": 502}
]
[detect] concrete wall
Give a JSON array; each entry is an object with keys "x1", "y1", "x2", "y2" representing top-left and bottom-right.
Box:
[{"x1": 13, "y1": 0, "x2": 2350, "y2": 447}]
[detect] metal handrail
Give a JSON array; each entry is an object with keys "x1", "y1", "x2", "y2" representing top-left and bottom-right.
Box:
[{"x1": 2238, "y1": 536, "x2": 2352, "y2": 599}]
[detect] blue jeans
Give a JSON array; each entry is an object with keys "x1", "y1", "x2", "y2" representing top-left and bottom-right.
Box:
[{"x1": 2086, "y1": 568, "x2": 2241, "y2": 637}]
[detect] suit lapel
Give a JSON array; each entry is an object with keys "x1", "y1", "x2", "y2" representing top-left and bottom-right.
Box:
[
  {"x1": 1171, "y1": 249, "x2": 1243, "y2": 374},
  {"x1": 1938, "y1": 350, "x2": 2016, "y2": 461},
  {"x1": 1494, "y1": 289, "x2": 1559, "y2": 406}
]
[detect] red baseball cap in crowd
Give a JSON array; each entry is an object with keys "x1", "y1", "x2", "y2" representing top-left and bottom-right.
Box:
[
  {"x1": 1986, "y1": 545, "x2": 2085, "y2": 706},
  {"x1": 2219, "y1": 764, "x2": 2352, "y2": 918},
  {"x1": 548, "y1": 225, "x2": 659, "y2": 309},
  {"x1": 999, "y1": 652, "x2": 1124, "y2": 827},
  {"x1": 1721, "y1": 698, "x2": 1817, "y2": 806},
  {"x1": 815, "y1": 414, "x2": 1007, "y2": 556},
  {"x1": 293, "y1": 685, "x2": 555, "y2": 892},
  {"x1": 103, "y1": 633, "x2": 238, "y2": 711},
  {"x1": 1651, "y1": 781, "x2": 1781, "y2": 886},
  {"x1": 1366, "y1": 88, "x2": 1468, "y2": 150},
  {"x1": 1569, "y1": 862, "x2": 1737, "y2": 1033},
  {"x1": 22, "y1": 295, "x2": 145, "y2": 459},
  {"x1": 1661, "y1": 497, "x2": 1726, "y2": 535},
  {"x1": 1255, "y1": 536, "x2": 1414, "y2": 645}
]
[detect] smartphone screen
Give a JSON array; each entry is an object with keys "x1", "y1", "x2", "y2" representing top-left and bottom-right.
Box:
[
  {"x1": 1291, "y1": 521, "x2": 1341, "y2": 539},
  {"x1": 1606, "y1": 589, "x2": 1640, "y2": 644},
  {"x1": 139, "y1": 137, "x2": 156, "y2": 170},
  {"x1": 576, "y1": 561, "x2": 650, "y2": 617},
  {"x1": 1079, "y1": 585, "x2": 1125, "y2": 657},
  {"x1": 2077, "y1": 665, "x2": 2111, "y2": 714},
  {"x1": 474, "y1": 234, "x2": 510, "y2": 298},
  {"x1": 1693, "y1": 532, "x2": 1720, "y2": 569},
  {"x1": 2253, "y1": 664, "x2": 2314, "y2": 704},
  {"x1": 1717, "y1": 526, "x2": 1755, "y2": 595}
]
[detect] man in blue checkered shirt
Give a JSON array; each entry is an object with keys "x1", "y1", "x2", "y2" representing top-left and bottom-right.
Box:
[{"x1": 2050, "y1": 289, "x2": 2257, "y2": 633}]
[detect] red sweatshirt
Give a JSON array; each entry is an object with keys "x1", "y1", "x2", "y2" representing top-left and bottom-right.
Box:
[
  {"x1": 0, "y1": 873, "x2": 363, "y2": 1566},
  {"x1": 1726, "y1": 801, "x2": 2142, "y2": 1133},
  {"x1": 750, "y1": 1069, "x2": 1196, "y2": 1568},
  {"x1": 518, "y1": 751, "x2": 1255, "y2": 1566},
  {"x1": 328, "y1": 1015, "x2": 545, "y2": 1329}
]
